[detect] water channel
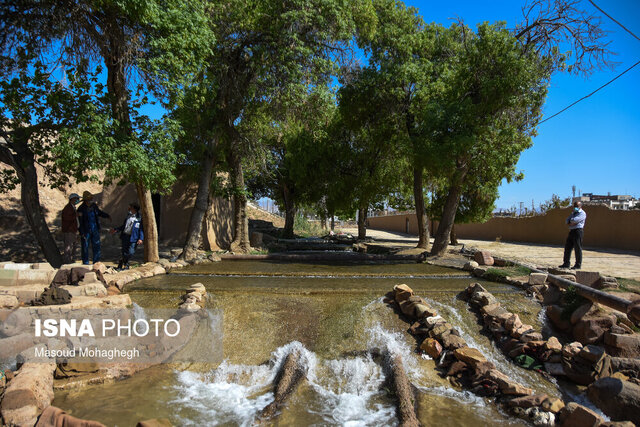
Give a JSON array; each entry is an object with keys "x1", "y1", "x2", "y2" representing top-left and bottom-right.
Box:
[{"x1": 53, "y1": 260, "x2": 564, "y2": 426}]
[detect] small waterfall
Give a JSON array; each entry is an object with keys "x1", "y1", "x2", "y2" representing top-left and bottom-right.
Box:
[
  {"x1": 306, "y1": 354, "x2": 396, "y2": 426},
  {"x1": 171, "y1": 342, "x2": 308, "y2": 426},
  {"x1": 172, "y1": 335, "x2": 401, "y2": 426}
]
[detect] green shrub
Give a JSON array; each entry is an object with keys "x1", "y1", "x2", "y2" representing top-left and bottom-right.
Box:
[{"x1": 293, "y1": 213, "x2": 324, "y2": 237}]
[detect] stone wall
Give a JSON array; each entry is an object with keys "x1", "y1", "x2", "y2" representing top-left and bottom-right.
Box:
[
  {"x1": 0, "y1": 164, "x2": 234, "y2": 250},
  {"x1": 367, "y1": 205, "x2": 640, "y2": 251}
]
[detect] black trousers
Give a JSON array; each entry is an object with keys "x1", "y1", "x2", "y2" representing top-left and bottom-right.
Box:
[{"x1": 563, "y1": 228, "x2": 583, "y2": 267}]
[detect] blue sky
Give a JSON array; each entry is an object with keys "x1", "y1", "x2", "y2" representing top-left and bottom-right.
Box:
[{"x1": 403, "y1": 0, "x2": 640, "y2": 210}]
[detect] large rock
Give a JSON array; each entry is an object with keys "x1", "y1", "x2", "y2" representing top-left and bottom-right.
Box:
[
  {"x1": 541, "y1": 285, "x2": 563, "y2": 306},
  {"x1": 545, "y1": 336, "x2": 563, "y2": 353},
  {"x1": 15, "y1": 269, "x2": 57, "y2": 286},
  {"x1": 0, "y1": 294, "x2": 19, "y2": 308},
  {"x1": 485, "y1": 368, "x2": 533, "y2": 396},
  {"x1": 594, "y1": 276, "x2": 618, "y2": 290},
  {"x1": 542, "y1": 397, "x2": 565, "y2": 413},
  {"x1": 420, "y1": 338, "x2": 443, "y2": 359},
  {"x1": 0, "y1": 309, "x2": 31, "y2": 337},
  {"x1": 35, "y1": 406, "x2": 106, "y2": 427},
  {"x1": 529, "y1": 273, "x2": 548, "y2": 285},
  {"x1": 453, "y1": 347, "x2": 487, "y2": 369},
  {"x1": 474, "y1": 250, "x2": 494, "y2": 266},
  {"x1": 573, "y1": 315, "x2": 615, "y2": 345},
  {"x1": 546, "y1": 305, "x2": 572, "y2": 332},
  {"x1": 471, "y1": 292, "x2": 497, "y2": 307},
  {"x1": 61, "y1": 283, "x2": 108, "y2": 297},
  {"x1": 609, "y1": 356, "x2": 640, "y2": 374},
  {"x1": 575, "y1": 271, "x2": 602, "y2": 287},
  {"x1": 393, "y1": 284, "x2": 413, "y2": 302},
  {"x1": 604, "y1": 332, "x2": 640, "y2": 358},
  {"x1": 587, "y1": 377, "x2": 640, "y2": 425},
  {"x1": 504, "y1": 313, "x2": 523, "y2": 334},
  {"x1": 507, "y1": 394, "x2": 548, "y2": 408},
  {"x1": 440, "y1": 333, "x2": 467, "y2": 350},
  {"x1": 570, "y1": 302, "x2": 597, "y2": 325},
  {"x1": 463, "y1": 261, "x2": 479, "y2": 271},
  {"x1": 558, "y1": 402, "x2": 603, "y2": 427},
  {"x1": 0, "y1": 363, "x2": 56, "y2": 426},
  {"x1": 578, "y1": 345, "x2": 605, "y2": 363}
]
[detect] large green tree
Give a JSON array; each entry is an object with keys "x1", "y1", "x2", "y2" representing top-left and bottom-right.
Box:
[
  {"x1": 423, "y1": 23, "x2": 551, "y2": 255},
  {"x1": 353, "y1": 0, "x2": 450, "y2": 249},
  {"x1": 176, "y1": 0, "x2": 374, "y2": 258},
  {"x1": 335, "y1": 66, "x2": 407, "y2": 239},
  {"x1": 247, "y1": 86, "x2": 337, "y2": 238},
  {"x1": 0, "y1": 56, "x2": 106, "y2": 267},
  {"x1": 2, "y1": 0, "x2": 211, "y2": 262}
]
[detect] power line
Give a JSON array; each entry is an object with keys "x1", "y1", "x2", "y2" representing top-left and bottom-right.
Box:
[
  {"x1": 539, "y1": 58, "x2": 640, "y2": 124},
  {"x1": 587, "y1": 0, "x2": 640, "y2": 43}
]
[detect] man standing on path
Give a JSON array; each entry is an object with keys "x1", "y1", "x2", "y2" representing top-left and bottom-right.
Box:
[
  {"x1": 61, "y1": 193, "x2": 80, "y2": 264},
  {"x1": 559, "y1": 201, "x2": 587, "y2": 270},
  {"x1": 77, "y1": 191, "x2": 111, "y2": 265}
]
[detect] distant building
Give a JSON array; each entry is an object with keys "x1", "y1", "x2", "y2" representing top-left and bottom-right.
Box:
[{"x1": 573, "y1": 193, "x2": 639, "y2": 210}]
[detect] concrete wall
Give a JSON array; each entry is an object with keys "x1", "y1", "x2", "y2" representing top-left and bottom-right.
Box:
[{"x1": 367, "y1": 205, "x2": 640, "y2": 251}]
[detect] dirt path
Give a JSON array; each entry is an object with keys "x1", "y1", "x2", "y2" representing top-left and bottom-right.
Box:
[{"x1": 344, "y1": 227, "x2": 640, "y2": 281}]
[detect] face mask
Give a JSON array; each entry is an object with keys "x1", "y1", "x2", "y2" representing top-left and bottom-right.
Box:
[
  {"x1": 73, "y1": 199, "x2": 80, "y2": 205},
  {"x1": 574, "y1": 207, "x2": 580, "y2": 212}
]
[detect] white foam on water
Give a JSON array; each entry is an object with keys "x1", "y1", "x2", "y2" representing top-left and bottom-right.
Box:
[
  {"x1": 366, "y1": 322, "x2": 422, "y2": 379},
  {"x1": 171, "y1": 339, "x2": 397, "y2": 426},
  {"x1": 171, "y1": 341, "x2": 307, "y2": 426},
  {"x1": 417, "y1": 384, "x2": 487, "y2": 407},
  {"x1": 307, "y1": 354, "x2": 397, "y2": 426}
]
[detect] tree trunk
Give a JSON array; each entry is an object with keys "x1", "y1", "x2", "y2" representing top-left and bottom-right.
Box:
[
  {"x1": 229, "y1": 146, "x2": 250, "y2": 252},
  {"x1": 136, "y1": 183, "x2": 159, "y2": 262},
  {"x1": 431, "y1": 183, "x2": 463, "y2": 256},
  {"x1": 330, "y1": 212, "x2": 335, "y2": 231},
  {"x1": 282, "y1": 183, "x2": 296, "y2": 239},
  {"x1": 182, "y1": 144, "x2": 216, "y2": 262},
  {"x1": 357, "y1": 206, "x2": 367, "y2": 240},
  {"x1": 11, "y1": 150, "x2": 63, "y2": 267},
  {"x1": 450, "y1": 223, "x2": 458, "y2": 245},
  {"x1": 413, "y1": 165, "x2": 429, "y2": 249},
  {"x1": 105, "y1": 42, "x2": 162, "y2": 264},
  {"x1": 320, "y1": 211, "x2": 327, "y2": 230}
]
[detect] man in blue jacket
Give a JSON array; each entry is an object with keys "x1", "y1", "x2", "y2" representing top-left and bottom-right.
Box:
[
  {"x1": 77, "y1": 191, "x2": 111, "y2": 265},
  {"x1": 559, "y1": 201, "x2": 587, "y2": 270},
  {"x1": 111, "y1": 203, "x2": 144, "y2": 270}
]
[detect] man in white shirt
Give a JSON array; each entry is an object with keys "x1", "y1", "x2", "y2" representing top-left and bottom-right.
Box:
[{"x1": 559, "y1": 201, "x2": 587, "y2": 270}]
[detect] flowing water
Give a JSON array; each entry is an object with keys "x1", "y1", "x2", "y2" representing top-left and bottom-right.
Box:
[{"x1": 53, "y1": 260, "x2": 560, "y2": 426}]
